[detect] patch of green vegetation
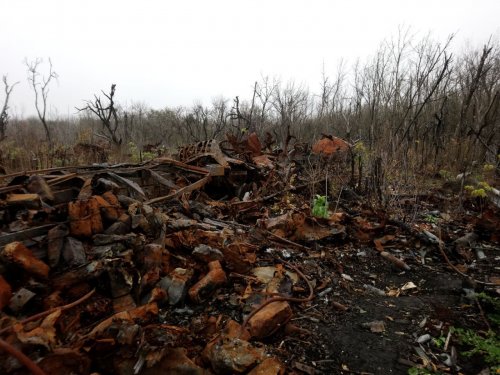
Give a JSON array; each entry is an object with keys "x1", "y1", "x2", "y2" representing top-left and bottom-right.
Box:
[
  {"x1": 424, "y1": 214, "x2": 439, "y2": 224},
  {"x1": 127, "y1": 142, "x2": 156, "y2": 163},
  {"x1": 453, "y1": 328, "x2": 500, "y2": 367},
  {"x1": 432, "y1": 334, "x2": 446, "y2": 349},
  {"x1": 312, "y1": 194, "x2": 329, "y2": 218},
  {"x1": 483, "y1": 163, "x2": 495, "y2": 172},
  {"x1": 471, "y1": 188, "x2": 488, "y2": 198},
  {"x1": 353, "y1": 141, "x2": 370, "y2": 164},
  {"x1": 141, "y1": 151, "x2": 156, "y2": 161},
  {"x1": 439, "y1": 169, "x2": 452, "y2": 180},
  {"x1": 476, "y1": 292, "x2": 500, "y2": 326},
  {"x1": 477, "y1": 181, "x2": 493, "y2": 191},
  {"x1": 353, "y1": 141, "x2": 368, "y2": 155},
  {"x1": 128, "y1": 142, "x2": 141, "y2": 163},
  {"x1": 464, "y1": 181, "x2": 493, "y2": 199}
]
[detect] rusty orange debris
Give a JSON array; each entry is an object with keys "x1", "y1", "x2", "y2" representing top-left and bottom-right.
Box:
[
  {"x1": 189, "y1": 260, "x2": 227, "y2": 303},
  {"x1": 0, "y1": 275, "x2": 12, "y2": 310},
  {"x1": 68, "y1": 197, "x2": 104, "y2": 237},
  {"x1": 2, "y1": 241, "x2": 50, "y2": 279},
  {"x1": 247, "y1": 300, "x2": 293, "y2": 338},
  {"x1": 312, "y1": 135, "x2": 350, "y2": 155}
]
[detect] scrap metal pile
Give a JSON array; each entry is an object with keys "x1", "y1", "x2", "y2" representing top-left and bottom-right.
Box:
[{"x1": 0, "y1": 134, "x2": 498, "y2": 374}]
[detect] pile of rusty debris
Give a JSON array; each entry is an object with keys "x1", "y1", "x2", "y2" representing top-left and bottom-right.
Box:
[{"x1": 0, "y1": 134, "x2": 498, "y2": 374}]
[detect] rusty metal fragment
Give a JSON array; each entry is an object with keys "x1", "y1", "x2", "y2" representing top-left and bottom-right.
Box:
[
  {"x1": 0, "y1": 275, "x2": 12, "y2": 310},
  {"x1": 2, "y1": 241, "x2": 49, "y2": 279},
  {"x1": 142, "y1": 347, "x2": 209, "y2": 375},
  {"x1": 247, "y1": 301, "x2": 293, "y2": 339},
  {"x1": 208, "y1": 338, "x2": 265, "y2": 374},
  {"x1": 189, "y1": 260, "x2": 227, "y2": 303},
  {"x1": 158, "y1": 268, "x2": 193, "y2": 305},
  {"x1": 312, "y1": 134, "x2": 350, "y2": 156},
  {"x1": 248, "y1": 357, "x2": 286, "y2": 375},
  {"x1": 68, "y1": 198, "x2": 103, "y2": 237}
]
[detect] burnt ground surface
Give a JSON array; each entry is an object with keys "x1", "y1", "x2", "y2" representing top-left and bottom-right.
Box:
[
  {"x1": 252, "y1": 240, "x2": 497, "y2": 375},
  {"x1": 278, "y1": 256, "x2": 466, "y2": 374}
]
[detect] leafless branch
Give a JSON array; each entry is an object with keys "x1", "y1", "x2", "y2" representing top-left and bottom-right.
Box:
[{"x1": 0, "y1": 75, "x2": 20, "y2": 141}]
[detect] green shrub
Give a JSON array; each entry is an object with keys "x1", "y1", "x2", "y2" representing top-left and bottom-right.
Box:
[
  {"x1": 453, "y1": 328, "x2": 500, "y2": 366},
  {"x1": 312, "y1": 195, "x2": 329, "y2": 218}
]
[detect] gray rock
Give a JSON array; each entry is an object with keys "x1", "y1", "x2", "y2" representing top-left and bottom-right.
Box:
[
  {"x1": 158, "y1": 268, "x2": 193, "y2": 305},
  {"x1": 192, "y1": 244, "x2": 224, "y2": 263},
  {"x1": 63, "y1": 237, "x2": 87, "y2": 266},
  {"x1": 9, "y1": 288, "x2": 36, "y2": 312}
]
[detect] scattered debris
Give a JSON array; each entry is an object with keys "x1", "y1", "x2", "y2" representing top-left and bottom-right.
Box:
[
  {"x1": 0, "y1": 133, "x2": 498, "y2": 374},
  {"x1": 362, "y1": 320, "x2": 386, "y2": 333}
]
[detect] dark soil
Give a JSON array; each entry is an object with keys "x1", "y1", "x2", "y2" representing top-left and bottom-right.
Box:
[{"x1": 258, "y1": 236, "x2": 498, "y2": 374}]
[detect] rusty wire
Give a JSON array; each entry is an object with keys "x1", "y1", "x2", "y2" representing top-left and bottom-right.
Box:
[
  {"x1": 0, "y1": 289, "x2": 95, "y2": 336},
  {"x1": 0, "y1": 290, "x2": 95, "y2": 375},
  {"x1": 0, "y1": 338, "x2": 47, "y2": 375}
]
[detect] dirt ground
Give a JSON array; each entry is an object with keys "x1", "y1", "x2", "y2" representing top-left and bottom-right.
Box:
[{"x1": 258, "y1": 201, "x2": 499, "y2": 374}]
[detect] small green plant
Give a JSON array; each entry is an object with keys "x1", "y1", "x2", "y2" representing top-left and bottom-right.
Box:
[
  {"x1": 464, "y1": 181, "x2": 493, "y2": 199},
  {"x1": 439, "y1": 169, "x2": 452, "y2": 180},
  {"x1": 312, "y1": 195, "x2": 329, "y2": 218},
  {"x1": 477, "y1": 181, "x2": 493, "y2": 191},
  {"x1": 471, "y1": 188, "x2": 488, "y2": 198},
  {"x1": 353, "y1": 141, "x2": 370, "y2": 164},
  {"x1": 141, "y1": 151, "x2": 156, "y2": 161},
  {"x1": 476, "y1": 292, "x2": 500, "y2": 326},
  {"x1": 128, "y1": 142, "x2": 141, "y2": 163},
  {"x1": 432, "y1": 334, "x2": 446, "y2": 349},
  {"x1": 424, "y1": 214, "x2": 439, "y2": 224},
  {"x1": 483, "y1": 163, "x2": 495, "y2": 172},
  {"x1": 453, "y1": 328, "x2": 500, "y2": 367},
  {"x1": 353, "y1": 141, "x2": 368, "y2": 156}
]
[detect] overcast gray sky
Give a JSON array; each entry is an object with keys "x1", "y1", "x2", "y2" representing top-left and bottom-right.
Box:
[{"x1": 1, "y1": 0, "x2": 499, "y2": 118}]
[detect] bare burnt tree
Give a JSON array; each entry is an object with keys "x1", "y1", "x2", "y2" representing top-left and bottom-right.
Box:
[
  {"x1": 255, "y1": 75, "x2": 278, "y2": 130},
  {"x1": 316, "y1": 59, "x2": 348, "y2": 135},
  {"x1": 123, "y1": 101, "x2": 148, "y2": 151},
  {"x1": 271, "y1": 81, "x2": 310, "y2": 153},
  {"x1": 183, "y1": 102, "x2": 209, "y2": 142},
  {"x1": 454, "y1": 41, "x2": 500, "y2": 165},
  {"x1": 248, "y1": 82, "x2": 258, "y2": 133},
  {"x1": 395, "y1": 36, "x2": 453, "y2": 150},
  {"x1": 318, "y1": 63, "x2": 333, "y2": 120},
  {"x1": 228, "y1": 96, "x2": 251, "y2": 133},
  {"x1": 147, "y1": 107, "x2": 183, "y2": 145},
  {"x1": 0, "y1": 76, "x2": 19, "y2": 142},
  {"x1": 78, "y1": 84, "x2": 122, "y2": 147},
  {"x1": 25, "y1": 58, "x2": 58, "y2": 147},
  {"x1": 210, "y1": 97, "x2": 229, "y2": 138}
]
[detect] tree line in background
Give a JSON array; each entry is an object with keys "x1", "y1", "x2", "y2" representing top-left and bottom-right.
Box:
[{"x1": 1, "y1": 31, "x2": 499, "y2": 186}]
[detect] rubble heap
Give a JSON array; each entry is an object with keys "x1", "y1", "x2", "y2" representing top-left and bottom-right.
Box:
[{"x1": 0, "y1": 135, "x2": 498, "y2": 375}]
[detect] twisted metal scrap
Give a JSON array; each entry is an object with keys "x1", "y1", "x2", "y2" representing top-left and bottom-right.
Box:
[{"x1": 0, "y1": 289, "x2": 95, "y2": 375}]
